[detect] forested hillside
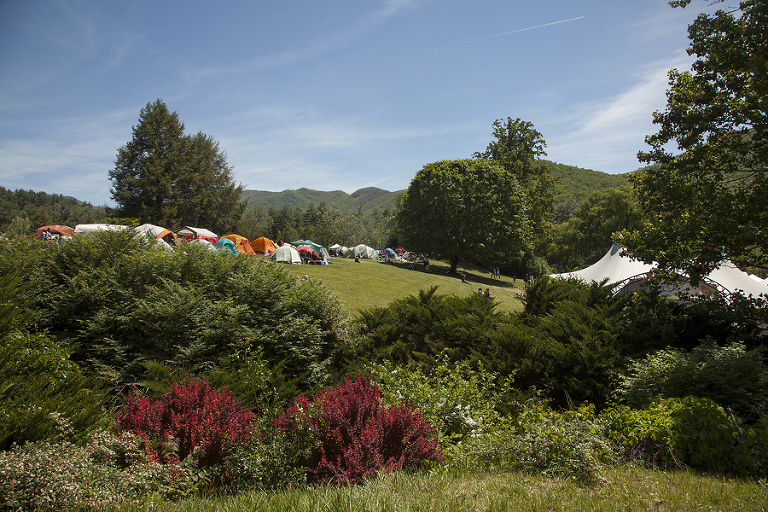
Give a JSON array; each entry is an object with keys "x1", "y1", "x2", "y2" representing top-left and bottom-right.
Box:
[
  {"x1": 0, "y1": 187, "x2": 108, "y2": 235},
  {"x1": 240, "y1": 161, "x2": 629, "y2": 212}
]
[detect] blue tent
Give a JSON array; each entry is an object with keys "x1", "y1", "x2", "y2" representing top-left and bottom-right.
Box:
[{"x1": 214, "y1": 238, "x2": 238, "y2": 256}]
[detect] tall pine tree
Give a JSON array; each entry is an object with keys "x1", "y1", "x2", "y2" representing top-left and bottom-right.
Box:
[{"x1": 109, "y1": 99, "x2": 243, "y2": 233}]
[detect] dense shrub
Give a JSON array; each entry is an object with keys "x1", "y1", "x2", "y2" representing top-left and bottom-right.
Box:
[
  {"x1": 0, "y1": 232, "x2": 349, "y2": 389},
  {"x1": 602, "y1": 397, "x2": 768, "y2": 478},
  {"x1": 0, "y1": 429, "x2": 193, "y2": 511},
  {"x1": 616, "y1": 291, "x2": 768, "y2": 356},
  {"x1": 116, "y1": 379, "x2": 255, "y2": 469},
  {"x1": 448, "y1": 400, "x2": 616, "y2": 484},
  {"x1": 353, "y1": 286, "x2": 503, "y2": 370},
  {"x1": 0, "y1": 272, "x2": 107, "y2": 449},
  {"x1": 617, "y1": 340, "x2": 768, "y2": 418},
  {"x1": 223, "y1": 425, "x2": 308, "y2": 491},
  {"x1": 370, "y1": 357, "x2": 513, "y2": 445},
  {"x1": 275, "y1": 374, "x2": 444, "y2": 484}
]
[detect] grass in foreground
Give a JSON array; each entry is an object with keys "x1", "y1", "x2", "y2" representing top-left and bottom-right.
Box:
[
  {"x1": 124, "y1": 466, "x2": 767, "y2": 512},
  {"x1": 271, "y1": 256, "x2": 526, "y2": 316}
]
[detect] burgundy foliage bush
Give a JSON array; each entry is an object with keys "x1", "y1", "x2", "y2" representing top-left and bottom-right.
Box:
[
  {"x1": 116, "y1": 379, "x2": 255, "y2": 467},
  {"x1": 275, "y1": 374, "x2": 444, "y2": 484}
]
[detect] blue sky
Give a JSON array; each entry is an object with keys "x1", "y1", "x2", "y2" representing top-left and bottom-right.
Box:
[{"x1": 0, "y1": 0, "x2": 713, "y2": 206}]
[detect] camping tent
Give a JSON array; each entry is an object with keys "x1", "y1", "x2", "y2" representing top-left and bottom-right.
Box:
[
  {"x1": 214, "y1": 238, "x2": 239, "y2": 256},
  {"x1": 271, "y1": 245, "x2": 302, "y2": 264},
  {"x1": 74, "y1": 224, "x2": 130, "y2": 235},
  {"x1": 550, "y1": 245, "x2": 768, "y2": 300},
  {"x1": 177, "y1": 226, "x2": 218, "y2": 242},
  {"x1": 252, "y1": 237, "x2": 277, "y2": 255},
  {"x1": 135, "y1": 223, "x2": 178, "y2": 245},
  {"x1": 35, "y1": 225, "x2": 74, "y2": 239},
  {"x1": 349, "y1": 244, "x2": 376, "y2": 259},
  {"x1": 297, "y1": 245, "x2": 320, "y2": 261},
  {"x1": 291, "y1": 239, "x2": 330, "y2": 259},
  {"x1": 221, "y1": 234, "x2": 256, "y2": 256}
]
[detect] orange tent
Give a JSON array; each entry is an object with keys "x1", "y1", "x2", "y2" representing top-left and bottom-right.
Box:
[
  {"x1": 35, "y1": 225, "x2": 74, "y2": 239},
  {"x1": 221, "y1": 234, "x2": 256, "y2": 256},
  {"x1": 251, "y1": 237, "x2": 278, "y2": 255}
]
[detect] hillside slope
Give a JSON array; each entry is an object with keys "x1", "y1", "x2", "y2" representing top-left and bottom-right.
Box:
[{"x1": 241, "y1": 161, "x2": 632, "y2": 211}]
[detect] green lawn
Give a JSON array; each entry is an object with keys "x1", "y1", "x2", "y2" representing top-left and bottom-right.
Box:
[
  {"x1": 269, "y1": 256, "x2": 526, "y2": 317},
  {"x1": 123, "y1": 466, "x2": 768, "y2": 511}
]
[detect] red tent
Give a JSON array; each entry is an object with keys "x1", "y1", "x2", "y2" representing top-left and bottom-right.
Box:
[
  {"x1": 34, "y1": 225, "x2": 74, "y2": 239},
  {"x1": 297, "y1": 246, "x2": 320, "y2": 260}
]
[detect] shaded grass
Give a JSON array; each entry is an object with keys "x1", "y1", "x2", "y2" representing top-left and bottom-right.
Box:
[
  {"x1": 269, "y1": 256, "x2": 526, "y2": 316},
  {"x1": 125, "y1": 466, "x2": 768, "y2": 511}
]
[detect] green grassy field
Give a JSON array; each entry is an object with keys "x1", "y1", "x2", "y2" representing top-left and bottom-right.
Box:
[
  {"x1": 269, "y1": 256, "x2": 526, "y2": 316},
  {"x1": 124, "y1": 466, "x2": 767, "y2": 511}
]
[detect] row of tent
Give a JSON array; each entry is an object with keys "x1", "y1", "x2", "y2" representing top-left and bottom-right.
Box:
[{"x1": 35, "y1": 224, "x2": 398, "y2": 265}]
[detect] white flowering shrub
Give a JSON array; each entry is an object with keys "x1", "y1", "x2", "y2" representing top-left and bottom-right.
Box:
[
  {"x1": 370, "y1": 356, "x2": 510, "y2": 446},
  {"x1": 447, "y1": 400, "x2": 617, "y2": 484},
  {"x1": 0, "y1": 427, "x2": 194, "y2": 511}
]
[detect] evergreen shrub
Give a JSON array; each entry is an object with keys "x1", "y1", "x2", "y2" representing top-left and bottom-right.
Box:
[
  {"x1": 275, "y1": 374, "x2": 444, "y2": 484},
  {"x1": 5, "y1": 231, "x2": 348, "y2": 389}
]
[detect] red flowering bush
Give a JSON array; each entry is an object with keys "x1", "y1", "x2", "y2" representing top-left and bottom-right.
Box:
[
  {"x1": 116, "y1": 379, "x2": 255, "y2": 467},
  {"x1": 275, "y1": 374, "x2": 443, "y2": 484}
]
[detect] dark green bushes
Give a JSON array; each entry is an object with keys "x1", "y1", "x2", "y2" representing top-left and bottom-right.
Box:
[{"x1": 2, "y1": 231, "x2": 348, "y2": 390}]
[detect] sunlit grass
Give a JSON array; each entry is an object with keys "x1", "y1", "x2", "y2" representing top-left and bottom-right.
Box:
[
  {"x1": 124, "y1": 466, "x2": 768, "y2": 511},
  {"x1": 269, "y1": 256, "x2": 526, "y2": 316}
]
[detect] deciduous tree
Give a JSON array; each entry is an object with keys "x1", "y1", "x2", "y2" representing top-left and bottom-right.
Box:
[
  {"x1": 622, "y1": 0, "x2": 768, "y2": 280},
  {"x1": 474, "y1": 117, "x2": 555, "y2": 246},
  {"x1": 397, "y1": 159, "x2": 530, "y2": 273}
]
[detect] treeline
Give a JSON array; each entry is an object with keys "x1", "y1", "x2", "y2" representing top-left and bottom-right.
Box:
[
  {"x1": 0, "y1": 182, "x2": 644, "y2": 273},
  {"x1": 0, "y1": 187, "x2": 108, "y2": 237},
  {"x1": 234, "y1": 201, "x2": 399, "y2": 250}
]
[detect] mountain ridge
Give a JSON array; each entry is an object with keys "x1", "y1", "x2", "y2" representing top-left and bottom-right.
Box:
[{"x1": 241, "y1": 161, "x2": 631, "y2": 212}]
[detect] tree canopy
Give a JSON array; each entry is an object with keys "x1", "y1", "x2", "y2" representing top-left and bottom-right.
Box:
[
  {"x1": 109, "y1": 99, "x2": 244, "y2": 233},
  {"x1": 474, "y1": 117, "x2": 555, "y2": 246},
  {"x1": 397, "y1": 159, "x2": 530, "y2": 273},
  {"x1": 622, "y1": 0, "x2": 768, "y2": 280}
]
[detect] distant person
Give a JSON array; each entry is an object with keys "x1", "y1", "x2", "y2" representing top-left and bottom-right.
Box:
[
  {"x1": 424, "y1": 259, "x2": 432, "y2": 273},
  {"x1": 485, "y1": 288, "x2": 492, "y2": 300},
  {"x1": 355, "y1": 256, "x2": 361, "y2": 263}
]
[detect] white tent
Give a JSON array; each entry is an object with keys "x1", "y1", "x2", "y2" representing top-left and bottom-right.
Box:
[
  {"x1": 550, "y1": 245, "x2": 768, "y2": 300},
  {"x1": 349, "y1": 244, "x2": 376, "y2": 259},
  {"x1": 705, "y1": 261, "x2": 768, "y2": 298},
  {"x1": 271, "y1": 245, "x2": 302, "y2": 264},
  {"x1": 552, "y1": 245, "x2": 655, "y2": 290},
  {"x1": 74, "y1": 224, "x2": 130, "y2": 234},
  {"x1": 177, "y1": 226, "x2": 218, "y2": 240}
]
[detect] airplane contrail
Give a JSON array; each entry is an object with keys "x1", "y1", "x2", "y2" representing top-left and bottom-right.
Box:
[{"x1": 467, "y1": 16, "x2": 585, "y2": 43}]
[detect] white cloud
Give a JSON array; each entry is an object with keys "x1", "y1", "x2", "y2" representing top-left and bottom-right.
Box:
[{"x1": 546, "y1": 51, "x2": 693, "y2": 173}]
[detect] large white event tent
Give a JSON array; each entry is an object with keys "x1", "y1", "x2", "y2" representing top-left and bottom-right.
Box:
[{"x1": 550, "y1": 245, "x2": 768, "y2": 300}]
